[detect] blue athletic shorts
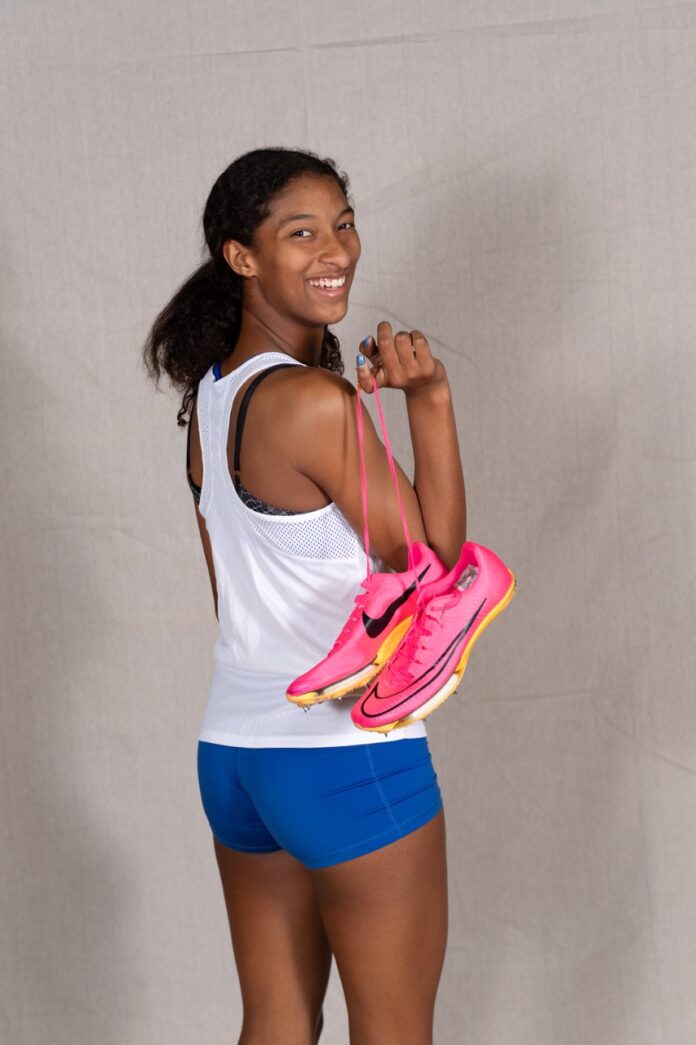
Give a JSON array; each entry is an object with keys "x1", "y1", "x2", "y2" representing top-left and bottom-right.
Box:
[{"x1": 197, "y1": 737, "x2": 443, "y2": 870}]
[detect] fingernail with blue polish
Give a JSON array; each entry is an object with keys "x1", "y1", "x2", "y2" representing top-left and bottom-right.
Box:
[
  {"x1": 363, "y1": 336, "x2": 371, "y2": 348},
  {"x1": 356, "y1": 353, "x2": 366, "y2": 366}
]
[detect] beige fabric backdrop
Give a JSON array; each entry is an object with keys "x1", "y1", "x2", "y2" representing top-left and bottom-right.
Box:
[{"x1": 2, "y1": 2, "x2": 695, "y2": 1042}]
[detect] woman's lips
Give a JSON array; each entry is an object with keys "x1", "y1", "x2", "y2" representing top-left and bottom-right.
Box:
[{"x1": 306, "y1": 279, "x2": 348, "y2": 298}]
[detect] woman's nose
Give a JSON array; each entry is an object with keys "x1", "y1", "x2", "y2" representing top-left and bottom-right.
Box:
[{"x1": 319, "y1": 232, "x2": 355, "y2": 265}]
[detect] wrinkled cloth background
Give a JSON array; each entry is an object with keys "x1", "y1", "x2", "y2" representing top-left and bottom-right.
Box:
[{"x1": 2, "y1": 2, "x2": 695, "y2": 1043}]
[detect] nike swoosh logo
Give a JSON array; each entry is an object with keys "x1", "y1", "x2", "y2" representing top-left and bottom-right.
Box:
[
  {"x1": 362, "y1": 564, "x2": 433, "y2": 639},
  {"x1": 359, "y1": 597, "x2": 487, "y2": 717}
]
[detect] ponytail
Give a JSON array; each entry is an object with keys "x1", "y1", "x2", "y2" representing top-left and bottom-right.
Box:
[{"x1": 142, "y1": 256, "x2": 243, "y2": 425}]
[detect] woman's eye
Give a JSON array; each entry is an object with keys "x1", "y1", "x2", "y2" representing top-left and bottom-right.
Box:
[{"x1": 291, "y1": 222, "x2": 356, "y2": 238}]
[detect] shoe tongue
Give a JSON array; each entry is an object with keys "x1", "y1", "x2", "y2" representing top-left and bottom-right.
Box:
[
  {"x1": 416, "y1": 587, "x2": 456, "y2": 614},
  {"x1": 363, "y1": 569, "x2": 390, "y2": 591}
]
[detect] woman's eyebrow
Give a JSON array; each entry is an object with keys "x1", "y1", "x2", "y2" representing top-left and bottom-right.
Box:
[{"x1": 277, "y1": 205, "x2": 355, "y2": 230}]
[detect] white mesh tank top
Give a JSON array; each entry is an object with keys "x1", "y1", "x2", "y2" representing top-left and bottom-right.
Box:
[{"x1": 195, "y1": 350, "x2": 427, "y2": 747}]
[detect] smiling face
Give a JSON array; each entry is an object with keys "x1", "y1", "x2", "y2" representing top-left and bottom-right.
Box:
[{"x1": 224, "y1": 173, "x2": 361, "y2": 328}]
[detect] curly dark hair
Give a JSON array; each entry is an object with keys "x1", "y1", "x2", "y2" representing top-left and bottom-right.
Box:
[{"x1": 141, "y1": 146, "x2": 352, "y2": 427}]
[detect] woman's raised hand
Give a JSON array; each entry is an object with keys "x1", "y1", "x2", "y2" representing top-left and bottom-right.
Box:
[{"x1": 356, "y1": 320, "x2": 447, "y2": 396}]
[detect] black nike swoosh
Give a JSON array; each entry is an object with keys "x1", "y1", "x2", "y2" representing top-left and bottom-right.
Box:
[
  {"x1": 362, "y1": 564, "x2": 433, "y2": 639},
  {"x1": 359, "y1": 597, "x2": 487, "y2": 718}
]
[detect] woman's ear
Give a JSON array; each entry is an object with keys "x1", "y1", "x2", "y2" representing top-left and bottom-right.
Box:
[{"x1": 222, "y1": 239, "x2": 256, "y2": 279}]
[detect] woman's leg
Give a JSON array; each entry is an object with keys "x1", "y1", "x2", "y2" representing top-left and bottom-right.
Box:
[
  {"x1": 213, "y1": 839, "x2": 332, "y2": 1045},
  {"x1": 311, "y1": 807, "x2": 448, "y2": 1045}
]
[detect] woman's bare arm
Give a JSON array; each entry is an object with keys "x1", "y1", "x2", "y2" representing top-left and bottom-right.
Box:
[
  {"x1": 356, "y1": 321, "x2": 467, "y2": 569},
  {"x1": 403, "y1": 381, "x2": 467, "y2": 568},
  {"x1": 287, "y1": 322, "x2": 467, "y2": 572}
]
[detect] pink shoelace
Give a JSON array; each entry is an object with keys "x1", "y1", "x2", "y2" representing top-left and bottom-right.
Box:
[
  {"x1": 384, "y1": 586, "x2": 462, "y2": 685},
  {"x1": 382, "y1": 599, "x2": 446, "y2": 685}
]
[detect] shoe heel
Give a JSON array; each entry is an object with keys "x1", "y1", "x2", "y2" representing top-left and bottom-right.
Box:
[{"x1": 454, "y1": 570, "x2": 517, "y2": 677}]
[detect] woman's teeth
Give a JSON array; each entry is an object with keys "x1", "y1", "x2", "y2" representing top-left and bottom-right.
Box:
[{"x1": 308, "y1": 275, "x2": 346, "y2": 288}]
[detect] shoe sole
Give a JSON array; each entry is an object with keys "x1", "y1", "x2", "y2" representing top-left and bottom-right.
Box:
[
  {"x1": 286, "y1": 615, "x2": 414, "y2": 707},
  {"x1": 353, "y1": 570, "x2": 517, "y2": 733}
]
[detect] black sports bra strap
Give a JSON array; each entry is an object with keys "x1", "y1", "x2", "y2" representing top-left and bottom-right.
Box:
[
  {"x1": 186, "y1": 389, "x2": 201, "y2": 501},
  {"x1": 233, "y1": 363, "x2": 299, "y2": 476}
]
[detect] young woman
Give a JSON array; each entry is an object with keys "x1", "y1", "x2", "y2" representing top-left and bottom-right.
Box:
[{"x1": 143, "y1": 147, "x2": 467, "y2": 1045}]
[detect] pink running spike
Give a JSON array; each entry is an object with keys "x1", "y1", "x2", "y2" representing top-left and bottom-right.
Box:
[
  {"x1": 286, "y1": 370, "x2": 445, "y2": 707},
  {"x1": 350, "y1": 541, "x2": 517, "y2": 733},
  {"x1": 286, "y1": 539, "x2": 448, "y2": 705}
]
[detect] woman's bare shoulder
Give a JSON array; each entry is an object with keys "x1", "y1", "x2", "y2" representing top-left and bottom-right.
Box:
[
  {"x1": 268, "y1": 363, "x2": 357, "y2": 419},
  {"x1": 245, "y1": 363, "x2": 358, "y2": 468}
]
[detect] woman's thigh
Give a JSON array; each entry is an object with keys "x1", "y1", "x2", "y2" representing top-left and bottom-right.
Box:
[
  {"x1": 312, "y1": 807, "x2": 448, "y2": 1045},
  {"x1": 212, "y1": 840, "x2": 332, "y2": 1045}
]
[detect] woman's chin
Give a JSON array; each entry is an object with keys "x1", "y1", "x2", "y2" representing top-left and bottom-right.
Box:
[{"x1": 310, "y1": 300, "x2": 349, "y2": 323}]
